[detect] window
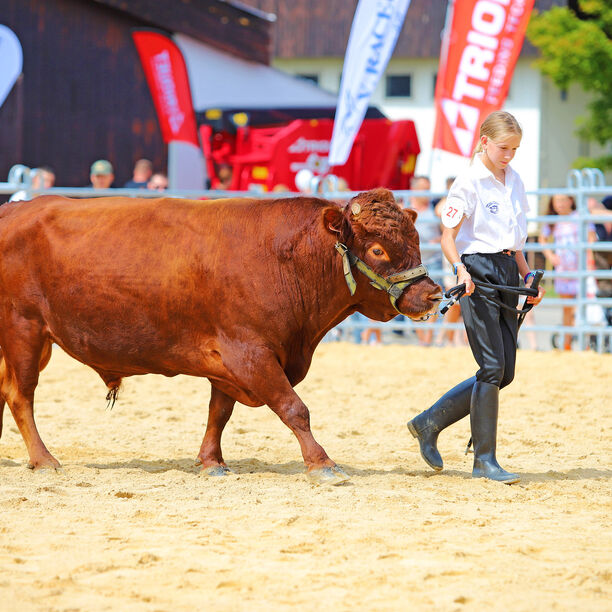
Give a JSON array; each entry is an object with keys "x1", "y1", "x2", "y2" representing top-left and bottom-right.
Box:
[
  {"x1": 297, "y1": 74, "x2": 319, "y2": 85},
  {"x1": 386, "y1": 75, "x2": 412, "y2": 98}
]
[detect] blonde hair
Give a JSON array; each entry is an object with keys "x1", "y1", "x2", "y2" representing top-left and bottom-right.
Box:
[{"x1": 471, "y1": 111, "x2": 522, "y2": 160}]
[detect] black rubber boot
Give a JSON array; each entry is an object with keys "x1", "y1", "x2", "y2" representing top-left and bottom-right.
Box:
[
  {"x1": 407, "y1": 377, "x2": 475, "y2": 471},
  {"x1": 470, "y1": 381, "x2": 520, "y2": 484}
]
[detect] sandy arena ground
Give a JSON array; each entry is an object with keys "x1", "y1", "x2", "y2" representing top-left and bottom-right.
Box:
[{"x1": 0, "y1": 343, "x2": 610, "y2": 611}]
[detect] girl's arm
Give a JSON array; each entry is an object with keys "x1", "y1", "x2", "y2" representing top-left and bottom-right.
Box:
[
  {"x1": 515, "y1": 251, "x2": 530, "y2": 280},
  {"x1": 441, "y1": 220, "x2": 475, "y2": 295}
]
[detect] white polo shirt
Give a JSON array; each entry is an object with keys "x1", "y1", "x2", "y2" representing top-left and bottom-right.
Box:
[{"x1": 445, "y1": 155, "x2": 529, "y2": 256}]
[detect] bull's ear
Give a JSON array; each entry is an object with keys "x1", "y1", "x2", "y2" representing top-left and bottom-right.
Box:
[
  {"x1": 404, "y1": 208, "x2": 418, "y2": 223},
  {"x1": 323, "y1": 206, "x2": 343, "y2": 234}
]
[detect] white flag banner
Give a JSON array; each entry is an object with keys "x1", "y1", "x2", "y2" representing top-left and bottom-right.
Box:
[
  {"x1": 329, "y1": 0, "x2": 411, "y2": 167},
  {"x1": 0, "y1": 25, "x2": 23, "y2": 110}
]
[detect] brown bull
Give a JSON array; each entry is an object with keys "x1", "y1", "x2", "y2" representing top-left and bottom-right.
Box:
[{"x1": 0, "y1": 188, "x2": 441, "y2": 485}]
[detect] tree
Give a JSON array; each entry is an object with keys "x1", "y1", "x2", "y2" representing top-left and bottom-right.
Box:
[{"x1": 527, "y1": 1, "x2": 612, "y2": 170}]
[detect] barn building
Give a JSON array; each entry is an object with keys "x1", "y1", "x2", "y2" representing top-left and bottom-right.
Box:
[{"x1": 0, "y1": 0, "x2": 275, "y2": 187}]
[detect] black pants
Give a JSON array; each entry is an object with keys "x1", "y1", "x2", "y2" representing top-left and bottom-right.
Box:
[{"x1": 460, "y1": 252, "x2": 519, "y2": 388}]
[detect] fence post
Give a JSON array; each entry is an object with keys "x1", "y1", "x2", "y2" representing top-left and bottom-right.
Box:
[{"x1": 7, "y1": 163, "x2": 33, "y2": 200}]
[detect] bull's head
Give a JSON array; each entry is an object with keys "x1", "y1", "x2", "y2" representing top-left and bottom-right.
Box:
[{"x1": 323, "y1": 187, "x2": 442, "y2": 321}]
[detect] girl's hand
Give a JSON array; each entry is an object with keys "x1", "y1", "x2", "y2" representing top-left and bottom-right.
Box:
[
  {"x1": 526, "y1": 281, "x2": 545, "y2": 305},
  {"x1": 457, "y1": 267, "x2": 474, "y2": 295}
]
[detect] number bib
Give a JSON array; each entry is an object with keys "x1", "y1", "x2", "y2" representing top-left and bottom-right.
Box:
[{"x1": 441, "y1": 199, "x2": 464, "y2": 228}]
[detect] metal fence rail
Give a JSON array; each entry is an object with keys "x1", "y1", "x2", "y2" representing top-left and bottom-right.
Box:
[{"x1": 2, "y1": 166, "x2": 611, "y2": 352}]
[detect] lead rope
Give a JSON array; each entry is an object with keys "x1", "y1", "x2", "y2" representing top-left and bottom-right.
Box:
[{"x1": 441, "y1": 278, "x2": 540, "y2": 315}]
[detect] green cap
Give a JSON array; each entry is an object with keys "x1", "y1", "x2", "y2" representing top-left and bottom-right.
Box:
[{"x1": 90, "y1": 159, "x2": 113, "y2": 175}]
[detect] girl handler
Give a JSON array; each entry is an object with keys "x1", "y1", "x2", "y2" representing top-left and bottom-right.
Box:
[{"x1": 407, "y1": 111, "x2": 544, "y2": 484}]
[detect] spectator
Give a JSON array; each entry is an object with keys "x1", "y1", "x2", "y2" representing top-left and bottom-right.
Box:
[
  {"x1": 588, "y1": 196, "x2": 612, "y2": 337},
  {"x1": 589, "y1": 195, "x2": 612, "y2": 275},
  {"x1": 213, "y1": 163, "x2": 233, "y2": 190},
  {"x1": 89, "y1": 159, "x2": 115, "y2": 189},
  {"x1": 409, "y1": 175, "x2": 442, "y2": 346},
  {"x1": 336, "y1": 177, "x2": 351, "y2": 192},
  {"x1": 361, "y1": 325, "x2": 382, "y2": 346},
  {"x1": 9, "y1": 166, "x2": 56, "y2": 202},
  {"x1": 124, "y1": 158, "x2": 153, "y2": 189},
  {"x1": 147, "y1": 172, "x2": 168, "y2": 191},
  {"x1": 539, "y1": 193, "x2": 597, "y2": 350},
  {"x1": 34, "y1": 166, "x2": 56, "y2": 190}
]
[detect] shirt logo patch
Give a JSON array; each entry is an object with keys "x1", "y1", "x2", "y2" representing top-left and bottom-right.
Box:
[{"x1": 486, "y1": 201, "x2": 499, "y2": 214}]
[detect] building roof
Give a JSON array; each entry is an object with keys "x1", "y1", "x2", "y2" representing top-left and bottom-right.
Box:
[
  {"x1": 91, "y1": 0, "x2": 274, "y2": 64},
  {"x1": 240, "y1": 0, "x2": 566, "y2": 59},
  {"x1": 176, "y1": 33, "x2": 338, "y2": 112}
]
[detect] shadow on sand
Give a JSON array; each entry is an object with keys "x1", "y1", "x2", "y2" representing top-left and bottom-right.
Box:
[{"x1": 5, "y1": 457, "x2": 600, "y2": 484}]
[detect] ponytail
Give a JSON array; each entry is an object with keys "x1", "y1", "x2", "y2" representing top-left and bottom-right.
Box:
[{"x1": 471, "y1": 140, "x2": 484, "y2": 161}]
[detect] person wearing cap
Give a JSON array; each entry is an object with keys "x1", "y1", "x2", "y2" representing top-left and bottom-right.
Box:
[{"x1": 89, "y1": 159, "x2": 114, "y2": 189}]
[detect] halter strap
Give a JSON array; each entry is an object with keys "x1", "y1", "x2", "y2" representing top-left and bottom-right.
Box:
[{"x1": 335, "y1": 242, "x2": 429, "y2": 314}]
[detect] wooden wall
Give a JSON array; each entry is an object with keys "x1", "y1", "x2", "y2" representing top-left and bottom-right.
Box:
[{"x1": 0, "y1": 0, "x2": 167, "y2": 187}]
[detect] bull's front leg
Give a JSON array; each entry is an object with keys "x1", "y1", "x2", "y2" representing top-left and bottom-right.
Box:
[
  {"x1": 271, "y1": 397, "x2": 349, "y2": 485},
  {"x1": 246, "y1": 358, "x2": 349, "y2": 486}
]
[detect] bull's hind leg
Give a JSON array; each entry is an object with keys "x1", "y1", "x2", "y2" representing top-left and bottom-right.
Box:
[
  {"x1": 197, "y1": 385, "x2": 235, "y2": 476},
  {"x1": 0, "y1": 319, "x2": 58, "y2": 470},
  {"x1": 0, "y1": 341, "x2": 51, "y2": 441}
]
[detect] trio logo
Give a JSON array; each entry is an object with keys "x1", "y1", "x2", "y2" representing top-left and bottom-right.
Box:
[{"x1": 433, "y1": 0, "x2": 534, "y2": 157}]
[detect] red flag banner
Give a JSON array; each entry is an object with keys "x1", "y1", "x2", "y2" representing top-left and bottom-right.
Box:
[
  {"x1": 132, "y1": 30, "x2": 199, "y2": 147},
  {"x1": 433, "y1": 0, "x2": 535, "y2": 157}
]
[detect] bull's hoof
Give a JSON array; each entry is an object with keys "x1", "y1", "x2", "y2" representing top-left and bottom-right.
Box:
[
  {"x1": 201, "y1": 465, "x2": 233, "y2": 477},
  {"x1": 306, "y1": 465, "x2": 350, "y2": 486},
  {"x1": 27, "y1": 457, "x2": 62, "y2": 472}
]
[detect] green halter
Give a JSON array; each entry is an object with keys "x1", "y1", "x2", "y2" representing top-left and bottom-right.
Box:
[{"x1": 334, "y1": 242, "x2": 429, "y2": 314}]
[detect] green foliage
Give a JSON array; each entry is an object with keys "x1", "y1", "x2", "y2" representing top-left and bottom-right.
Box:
[{"x1": 527, "y1": 1, "x2": 612, "y2": 169}]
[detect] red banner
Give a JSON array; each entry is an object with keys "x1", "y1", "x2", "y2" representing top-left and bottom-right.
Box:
[
  {"x1": 132, "y1": 30, "x2": 199, "y2": 147},
  {"x1": 433, "y1": 0, "x2": 534, "y2": 157}
]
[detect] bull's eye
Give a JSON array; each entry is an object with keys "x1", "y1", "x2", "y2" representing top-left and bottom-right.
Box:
[{"x1": 368, "y1": 244, "x2": 390, "y2": 261}]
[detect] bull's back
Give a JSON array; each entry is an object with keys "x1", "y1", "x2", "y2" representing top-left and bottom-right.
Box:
[
  {"x1": 0, "y1": 195, "x2": 251, "y2": 285},
  {"x1": 1, "y1": 194, "x2": 252, "y2": 305}
]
